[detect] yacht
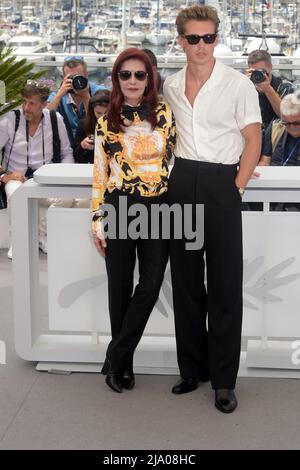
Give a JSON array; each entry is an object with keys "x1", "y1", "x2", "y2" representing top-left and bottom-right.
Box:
[
  {"x1": 59, "y1": 36, "x2": 117, "y2": 74},
  {"x1": 96, "y1": 28, "x2": 120, "y2": 47},
  {"x1": 147, "y1": 28, "x2": 173, "y2": 46},
  {"x1": 245, "y1": 36, "x2": 283, "y2": 55},
  {"x1": 17, "y1": 20, "x2": 42, "y2": 35},
  {"x1": 8, "y1": 35, "x2": 54, "y2": 62},
  {"x1": 0, "y1": 29, "x2": 12, "y2": 49},
  {"x1": 126, "y1": 28, "x2": 145, "y2": 43},
  {"x1": 45, "y1": 23, "x2": 68, "y2": 46}
]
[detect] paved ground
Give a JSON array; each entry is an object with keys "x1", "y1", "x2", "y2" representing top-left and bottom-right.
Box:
[{"x1": 1, "y1": 249, "x2": 299, "y2": 450}]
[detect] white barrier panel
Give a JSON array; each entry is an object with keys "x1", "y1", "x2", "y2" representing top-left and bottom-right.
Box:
[
  {"x1": 242, "y1": 212, "x2": 300, "y2": 338},
  {"x1": 47, "y1": 208, "x2": 300, "y2": 339},
  {"x1": 47, "y1": 208, "x2": 174, "y2": 335},
  {"x1": 10, "y1": 164, "x2": 300, "y2": 375},
  {"x1": 0, "y1": 209, "x2": 9, "y2": 249}
]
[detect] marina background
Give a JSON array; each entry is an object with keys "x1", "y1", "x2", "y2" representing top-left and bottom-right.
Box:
[{"x1": 1, "y1": 1, "x2": 300, "y2": 89}]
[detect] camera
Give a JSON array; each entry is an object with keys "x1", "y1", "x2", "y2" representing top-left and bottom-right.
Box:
[
  {"x1": 250, "y1": 69, "x2": 267, "y2": 85},
  {"x1": 25, "y1": 167, "x2": 34, "y2": 179},
  {"x1": 88, "y1": 134, "x2": 95, "y2": 143},
  {"x1": 70, "y1": 74, "x2": 88, "y2": 91}
]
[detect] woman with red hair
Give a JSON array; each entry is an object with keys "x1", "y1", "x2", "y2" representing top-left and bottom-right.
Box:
[{"x1": 92, "y1": 48, "x2": 176, "y2": 393}]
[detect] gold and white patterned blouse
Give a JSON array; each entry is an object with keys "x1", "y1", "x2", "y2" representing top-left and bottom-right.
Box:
[{"x1": 92, "y1": 100, "x2": 176, "y2": 235}]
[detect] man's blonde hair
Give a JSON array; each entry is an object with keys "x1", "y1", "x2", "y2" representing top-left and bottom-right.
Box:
[{"x1": 176, "y1": 5, "x2": 220, "y2": 36}]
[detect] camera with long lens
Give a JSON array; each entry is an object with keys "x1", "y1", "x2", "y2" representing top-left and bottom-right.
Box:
[
  {"x1": 68, "y1": 74, "x2": 88, "y2": 93},
  {"x1": 250, "y1": 69, "x2": 267, "y2": 85}
]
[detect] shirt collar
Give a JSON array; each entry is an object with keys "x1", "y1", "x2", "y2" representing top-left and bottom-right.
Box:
[
  {"x1": 170, "y1": 59, "x2": 226, "y2": 94},
  {"x1": 203, "y1": 59, "x2": 226, "y2": 90},
  {"x1": 66, "y1": 93, "x2": 75, "y2": 105},
  {"x1": 66, "y1": 85, "x2": 92, "y2": 105}
]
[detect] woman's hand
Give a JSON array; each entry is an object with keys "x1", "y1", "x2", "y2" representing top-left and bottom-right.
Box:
[
  {"x1": 81, "y1": 136, "x2": 94, "y2": 150},
  {"x1": 93, "y1": 218, "x2": 107, "y2": 256},
  {"x1": 94, "y1": 235, "x2": 107, "y2": 256},
  {"x1": 93, "y1": 234, "x2": 107, "y2": 257}
]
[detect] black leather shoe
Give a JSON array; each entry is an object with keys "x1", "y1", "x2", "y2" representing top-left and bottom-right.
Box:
[
  {"x1": 172, "y1": 378, "x2": 199, "y2": 394},
  {"x1": 121, "y1": 370, "x2": 135, "y2": 390},
  {"x1": 215, "y1": 389, "x2": 237, "y2": 413},
  {"x1": 105, "y1": 372, "x2": 123, "y2": 393}
]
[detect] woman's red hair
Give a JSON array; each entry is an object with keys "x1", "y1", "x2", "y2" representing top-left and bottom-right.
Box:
[{"x1": 107, "y1": 48, "x2": 158, "y2": 132}]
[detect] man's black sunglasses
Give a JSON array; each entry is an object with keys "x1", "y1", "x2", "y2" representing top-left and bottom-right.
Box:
[
  {"x1": 183, "y1": 33, "x2": 217, "y2": 45},
  {"x1": 279, "y1": 119, "x2": 300, "y2": 127}
]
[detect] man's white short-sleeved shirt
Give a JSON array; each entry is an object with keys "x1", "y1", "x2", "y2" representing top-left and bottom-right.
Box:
[{"x1": 163, "y1": 60, "x2": 262, "y2": 164}]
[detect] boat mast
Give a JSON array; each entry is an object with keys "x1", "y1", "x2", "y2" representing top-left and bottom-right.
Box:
[
  {"x1": 68, "y1": 1, "x2": 73, "y2": 53},
  {"x1": 75, "y1": 0, "x2": 78, "y2": 53},
  {"x1": 252, "y1": 0, "x2": 255, "y2": 32},
  {"x1": 297, "y1": 0, "x2": 300, "y2": 48},
  {"x1": 220, "y1": 0, "x2": 228, "y2": 44},
  {"x1": 241, "y1": 0, "x2": 248, "y2": 33},
  {"x1": 260, "y1": 0, "x2": 267, "y2": 50},
  {"x1": 270, "y1": 0, "x2": 273, "y2": 30},
  {"x1": 229, "y1": 0, "x2": 233, "y2": 46},
  {"x1": 121, "y1": 0, "x2": 127, "y2": 51}
]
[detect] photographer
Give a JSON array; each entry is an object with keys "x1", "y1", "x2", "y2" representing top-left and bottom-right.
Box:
[
  {"x1": 74, "y1": 90, "x2": 110, "y2": 164},
  {"x1": 258, "y1": 91, "x2": 300, "y2": 211},
  {"x1": 259, "y1": 91, "x2": 300, "y2": 168},
  {"x1": 247, "y1": 50, "x2": 294, "y2": 129},
  {"x1": 47, "y1": 56, "x2": 106, "y2": 147},
  {"x1": 142, "y1": 49, "x2": 165, "y2": 95},
  {"x1": 0, "y1": 81, "x2": 74, "y2": 259}
]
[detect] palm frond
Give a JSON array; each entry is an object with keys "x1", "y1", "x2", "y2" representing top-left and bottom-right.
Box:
[{"x1": 0, "y1": 46, "x2": 46, "y2": 117}]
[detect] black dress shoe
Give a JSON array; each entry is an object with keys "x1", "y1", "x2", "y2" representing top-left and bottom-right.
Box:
[
  {"x1": 105, "y1": 372, "x2": 123, "y2": 393},
  {"x1": 101, "y1": 358, "x2": 110, "y2": 375},
  {"x1": 121, "y1": 370, "x2": 135, "y2": 390},
  {"x1": 172, "y1": 378, "x2": 199, "y2": 394},
  {"x1": 215, "y1": 389, "x2": 237, "y2": 413}
]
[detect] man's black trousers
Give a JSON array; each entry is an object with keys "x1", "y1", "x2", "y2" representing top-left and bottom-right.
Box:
[{"x1": 167, "y1": 157, "x2": 243, "y2": 390}]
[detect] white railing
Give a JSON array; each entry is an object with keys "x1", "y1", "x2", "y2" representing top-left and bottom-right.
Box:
[{"x1": 10, "y1": 52, "x2": 300, "y2": 70}]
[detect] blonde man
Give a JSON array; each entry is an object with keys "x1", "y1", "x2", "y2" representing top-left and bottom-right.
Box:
[{"x1": 164, "y1": 4, "x2": 262, "y2": 413}]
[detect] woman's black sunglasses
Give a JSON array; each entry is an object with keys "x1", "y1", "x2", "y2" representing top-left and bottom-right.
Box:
[
  {"x1": 183, "y1": 33, "x2": 217, "y2": 45},
  {"x1": 118, "y1": 70, "x2": 148, "y2": 81}
]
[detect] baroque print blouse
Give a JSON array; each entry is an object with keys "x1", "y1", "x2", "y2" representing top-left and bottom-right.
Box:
[{"x1": 92, "y1": 100, "x2": 176, "y2": 235}]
